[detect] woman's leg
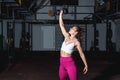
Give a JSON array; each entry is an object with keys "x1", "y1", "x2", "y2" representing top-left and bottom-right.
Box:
[
  {"x1": 59, "y1": 64, "x2": 67, "y2": 80},
  {"x1": 67, "y1": 61, "x2": 78, "y2": 80}
]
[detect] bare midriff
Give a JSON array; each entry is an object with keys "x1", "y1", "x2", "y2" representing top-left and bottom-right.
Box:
[{"x1": 60, "y1": 50, "x2": 72, "y2": 57}]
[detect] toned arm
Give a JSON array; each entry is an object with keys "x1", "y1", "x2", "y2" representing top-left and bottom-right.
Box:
[
  {"x1": 59, "y1": 10, "x2": 69, "y2": 38},
  {"x1": 75, "y1": 41, "x2": 88, "y2": 74}
]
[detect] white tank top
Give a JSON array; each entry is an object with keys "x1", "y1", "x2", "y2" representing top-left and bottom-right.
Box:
[{"x1": 61, "y1": 41, "x2": 75, "y2": 54}]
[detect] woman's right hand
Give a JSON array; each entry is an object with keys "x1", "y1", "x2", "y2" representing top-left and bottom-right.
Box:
[{"x1": 60, "y1": 10, "x2": 63, "y2": 15}]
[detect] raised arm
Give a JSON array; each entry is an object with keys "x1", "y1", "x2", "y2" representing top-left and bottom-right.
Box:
[
  {"x1": 75, "y1": 41, "x2": 88, "y2": 74},
  {"x1": 59, "y1": 10, "x2": 69, "y2": 38}
]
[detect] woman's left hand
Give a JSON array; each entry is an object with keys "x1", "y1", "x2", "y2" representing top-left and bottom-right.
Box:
[{"x1": 83, "y1": 66, "x2": 88, "y2": 74}]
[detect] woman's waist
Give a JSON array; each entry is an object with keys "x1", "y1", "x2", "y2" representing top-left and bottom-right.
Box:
[
  {"x1": 60, "y1": 56, "x2": 73, "y2": 61},
  {"x1": 60, "y1": 50, "x2": 72, "y2": 57}
]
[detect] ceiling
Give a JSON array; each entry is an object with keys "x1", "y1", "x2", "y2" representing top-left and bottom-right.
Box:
[
  {"x1": 0, "y1": 0, "x2": 120, "y2": 21},
  {"x1": 0, "y1": 0, "x2": 49, "y2": 19}
]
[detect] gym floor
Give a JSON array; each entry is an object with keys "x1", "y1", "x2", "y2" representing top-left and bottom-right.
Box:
[{"x1": 0, "y1": 51, "x2": 120, "y2": 80}]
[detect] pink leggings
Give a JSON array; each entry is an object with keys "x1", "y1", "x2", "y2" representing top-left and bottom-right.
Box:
[{"x1": 59, "y1": 56, "x2": 77, "y2": 80}]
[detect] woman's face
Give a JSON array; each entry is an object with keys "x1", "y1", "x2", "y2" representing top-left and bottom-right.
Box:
[{"x1": 68, "y1": 26, "x2": 78, "y2": 36}]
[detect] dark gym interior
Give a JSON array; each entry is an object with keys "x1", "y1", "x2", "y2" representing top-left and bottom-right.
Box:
[{"x1": 0, "y1": 0, "x2": 120, "y2": 80}]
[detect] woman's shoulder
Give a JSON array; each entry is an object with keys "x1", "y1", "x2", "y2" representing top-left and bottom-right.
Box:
[{"x1": 74, "y1": 38, "x2": 80, "y2": 45}]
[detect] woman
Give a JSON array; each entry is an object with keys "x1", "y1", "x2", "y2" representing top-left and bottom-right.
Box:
[{"x1": 59, "y1": 10, "x2": 88, "y2": 80}]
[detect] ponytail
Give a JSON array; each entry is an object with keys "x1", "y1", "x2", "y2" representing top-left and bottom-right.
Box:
[{"x1": 75, "y1": 26, "x2": 84, "y2": 42}]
